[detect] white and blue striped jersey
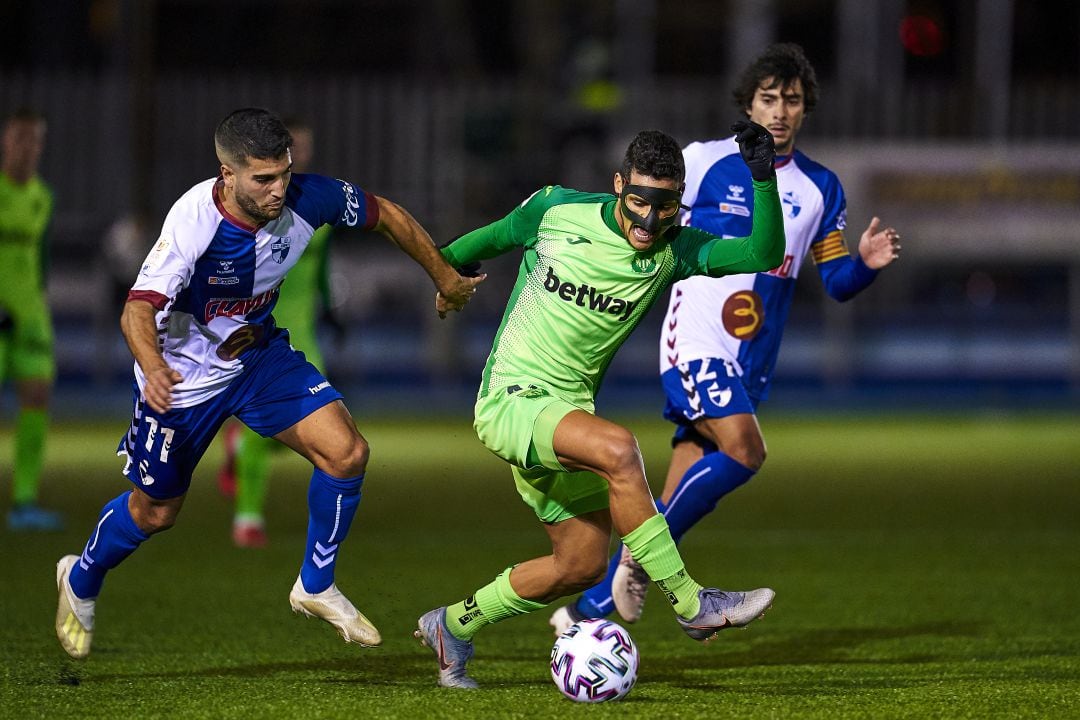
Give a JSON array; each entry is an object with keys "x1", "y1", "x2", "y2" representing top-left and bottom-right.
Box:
[
  {"x1": 660, "y1": 137, "x2": 877, "y2": 404},
  {"x1": 128, "y1": 173, "x2": 378, "y2": 408}
]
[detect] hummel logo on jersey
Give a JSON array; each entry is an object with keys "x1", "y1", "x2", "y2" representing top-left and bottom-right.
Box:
[
  {"x1": 544, "y1": 266, "x2": 637, "y2": 322},
  {"x1": 308, "y1": 381, "x2": 331, "y2": 395},
  {"x1": 566, "y1": 236, "x2": 591, "y2": 244}
]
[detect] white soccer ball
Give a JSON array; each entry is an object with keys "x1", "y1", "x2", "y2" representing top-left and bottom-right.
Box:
[{"x1": 550, "y1": 618, "x2": 639, "y2": 703}]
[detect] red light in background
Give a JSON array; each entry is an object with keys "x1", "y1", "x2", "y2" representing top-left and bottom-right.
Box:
[{"x1": 899, "y1": 15, "x2": 944, "y2": 56}]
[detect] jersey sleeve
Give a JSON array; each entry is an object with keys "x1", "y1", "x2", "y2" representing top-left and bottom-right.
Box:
[
  {"x1": 441, "y1": 185, "x2": 575, "y2": 266},
  {"x1": 287, "y1": 173, "x2": 380, "y2": 232},
  {"x1": 671, "y1": 177, "x2": 785, "y2": 280},
  {"x1": 809, "y1": 173, "x2": 879, "y2": 301},
  {"x1": 128, "y1": 216, "x2": 202, "y2": 310},
  {"x1": 679, "y1": 141, "x2": 710, "y2": 221}
]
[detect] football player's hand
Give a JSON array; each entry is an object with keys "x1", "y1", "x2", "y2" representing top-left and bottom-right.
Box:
[
  {"x1": 436, "y1": 273, "x2": 487, "y2": 319},
  {"x1": 144, "y1": 365, "x2": 182, "y2": 414},
  {"x1": 731, "y1": 120, "x2": 776, "y2": 181},
  {"x1": 858, "y1": 216, "x2": 902, "y2": 270}
]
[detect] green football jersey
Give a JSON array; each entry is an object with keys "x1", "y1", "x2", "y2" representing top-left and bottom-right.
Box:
[
  {"x1": 444, "y1": 180, "x2": 783, "y2": 403},
  {"x1": 0, "y1": 171, "x2": 53, "y2": 306}
]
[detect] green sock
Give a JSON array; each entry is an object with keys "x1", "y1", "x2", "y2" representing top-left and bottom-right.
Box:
[
  {"x1": 235, "y1": 428, "x2": 270, "y2": 521},
  {"x1": 13, "y1": 408, "x2": 47, "y2": 506},
  {"x1": 445, "y1": 567, "x2": 546, "y2": 641},
  {"x1": 621, "y1": 513, "x2": 703, "y2": 619}
]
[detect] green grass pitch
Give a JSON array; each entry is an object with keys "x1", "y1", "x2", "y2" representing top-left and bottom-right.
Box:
[{"x1": 2, "y1": 413, "x2": 1078, "y2": 718}]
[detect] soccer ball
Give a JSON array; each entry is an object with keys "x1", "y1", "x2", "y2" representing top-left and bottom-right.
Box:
[{"x1": 550, "y1": 618, "x2": 639, "y2": 703}]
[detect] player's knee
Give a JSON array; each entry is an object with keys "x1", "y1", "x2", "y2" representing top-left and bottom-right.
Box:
[
  {"x1": 329, "y1": 435, "x2": 369, "y2": 478},
  {"x1": 725, "y1": 435, "x2": 766, "y2": 471},
  {"x1": 596, "y1": 428, "x2": 644, "y2": 482},
  {"x1": 557, "y1": 553, "x2": 609, "y2": 592},
  {"x1": 731, "y1": 444, "x2": 766, "y2": 471},
  {"x1": 131, "y1": 503, "x2": 179, "y2": 535}
]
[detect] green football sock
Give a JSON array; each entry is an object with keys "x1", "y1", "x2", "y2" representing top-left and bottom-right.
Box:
[
  {"x1": 621, "y1": 513, "x2": 703, "y2": 619},
  {"x1": 445, "y1": 567, "x2": 546, "y2": 641},
  {"x1": 13, "y1": 408, "x2": 47, "y2": 506},
  {"x1": 235, "y1": 428, "x2": 271, "y2": 521}
]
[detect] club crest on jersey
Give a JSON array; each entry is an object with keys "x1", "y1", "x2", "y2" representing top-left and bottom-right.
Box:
[
  {"x1": 271, "y1": 236, "x2": 292, "y2": 263},
  {"x1": 631, "y1": 256, "x2": 657, "y2": 274},
  {"x1": 781, "y1": 190, "x2": 802, "y2": 219}
]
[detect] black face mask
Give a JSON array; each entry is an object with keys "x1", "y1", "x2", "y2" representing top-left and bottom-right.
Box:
[{"x1": 618, "y1": 176, "x2": 685, "y2": 236}]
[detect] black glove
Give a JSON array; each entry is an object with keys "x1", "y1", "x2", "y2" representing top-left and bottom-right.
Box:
[
  {"x1": 439, "y1": 238, "x2": 482, "y2": 278},
  {"x1": 731, "y1": 120, "x2": 776, "y2": 182}
]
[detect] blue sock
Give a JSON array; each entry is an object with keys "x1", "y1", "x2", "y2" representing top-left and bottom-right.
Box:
[
  {"x1": 663, "y1": 450, "x2": 755, "y2": 542},
  {"x1": 300, "y1": 468, "x2": 363, "y2": 594},
  {"x1": 69, "y1": 491, "x2": 149, "y2": 599},
  {"x1": 575, "y1": 499, "x2": 667, "y2": 618}
]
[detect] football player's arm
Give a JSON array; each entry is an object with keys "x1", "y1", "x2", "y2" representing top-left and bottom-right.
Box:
[
  {"x1": 440, "y1": 184, "x2": 557, "y2": 270},
  {"x1": 698, "y1": 177, "x2": 786, "y2": 276},
  {"x1": 817, "y1": 216, "x2": 901, "y2": 301},
  {"x1": 372, "y1": 195, "x2": 486, "y2": 317},
  {"x1": 814, "y1": 176, "x2": 899, "y2": 301},
  {"x1": 120, "y1": 297, "x2": 181, "y2": 413}
]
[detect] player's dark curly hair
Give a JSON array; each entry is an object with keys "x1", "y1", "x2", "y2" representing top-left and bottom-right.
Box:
[
  {"x1": 214, "y1": 108, "x2": 293, "y2": 167},
  {"x1": 620, "y1": 130, "x2": 685, "y2": 182},
  {"x1": 731, "y1": 43, "x2": 818, "y2": 115}
]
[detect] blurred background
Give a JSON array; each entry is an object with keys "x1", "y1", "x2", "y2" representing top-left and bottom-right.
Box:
[{"x1": 2, "y1": 0, "x2": 1078, "y2": 418}]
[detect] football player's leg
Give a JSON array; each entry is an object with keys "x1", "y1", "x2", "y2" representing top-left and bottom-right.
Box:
[
  {"x1": 420, "y1": 509, "x2": 611, "y2": 688},
  {"x1": 8, "y1": 345, "x2": 60, "y2": 530},
  {"x1": 448, "y1": 510, "x2": 611, "y2": 642},
  {"x1": 59, "y1": 488, "x2": 183, "y2": 659},
  {"x1": 275, "y1": 400, "x2": 380, "y2": 646},
  {"x1": 554, "y1": 411, "x2": 772, "y2": 637},
  {"x1": 10, "y1": 394, "x2": 58, "y2": 528},
  {"x1": 552, "y1": 411, "x2": 705, "y2": 620},
  {"x1": 573, "y1": 492, "x2": 667, "y2": 621},
  {"x1": 275, "y1": 400, "x2": 366, "y2": 593},
  {"x1": 610, "y1": 425, "x2": 758, "y2": 623},
  {"x1": 661, "y1": 413, "x2": 762, "y2": 542},
  {"x1": 233, "y1": 428, "x2": 273, "y2": 546}
]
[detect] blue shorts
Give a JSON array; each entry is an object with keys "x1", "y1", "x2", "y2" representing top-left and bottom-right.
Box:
[
  {"x1": 116, "y1": 332, "x2": 344, "y2": 499},
  {"x1": 661, "y1": 358, "x2": 759, "y2": 449}
]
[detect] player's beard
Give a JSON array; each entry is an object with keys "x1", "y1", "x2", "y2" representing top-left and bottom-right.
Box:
[{"x1": 235, "y1": 189, "x2": 283, "y2": 225}]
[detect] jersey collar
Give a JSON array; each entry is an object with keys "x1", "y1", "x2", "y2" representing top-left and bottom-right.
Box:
[{"x1": 213, "y1": 179, "x2": 260, "y2": 233}]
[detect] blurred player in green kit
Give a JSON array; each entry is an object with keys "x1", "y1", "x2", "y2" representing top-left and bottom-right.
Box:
[
  {"x1": 1, "y1": 108, "x2": 61, "y2": 532},
  {"x1": 216, "y1": 118, "x2": 340, "y2": 547}
]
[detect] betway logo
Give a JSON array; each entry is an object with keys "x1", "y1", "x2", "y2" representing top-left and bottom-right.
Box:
[{"x1": 543, "y1": 267, "x2": 637, "y2": 322}]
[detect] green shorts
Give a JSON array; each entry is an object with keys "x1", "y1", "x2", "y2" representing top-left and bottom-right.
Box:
[
  {"x1": 0, "y1": 302, "x2": 54, "y2": 382},
  {"x1": 474, "y1": 384, "x2": 610, "y2": 524}
]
